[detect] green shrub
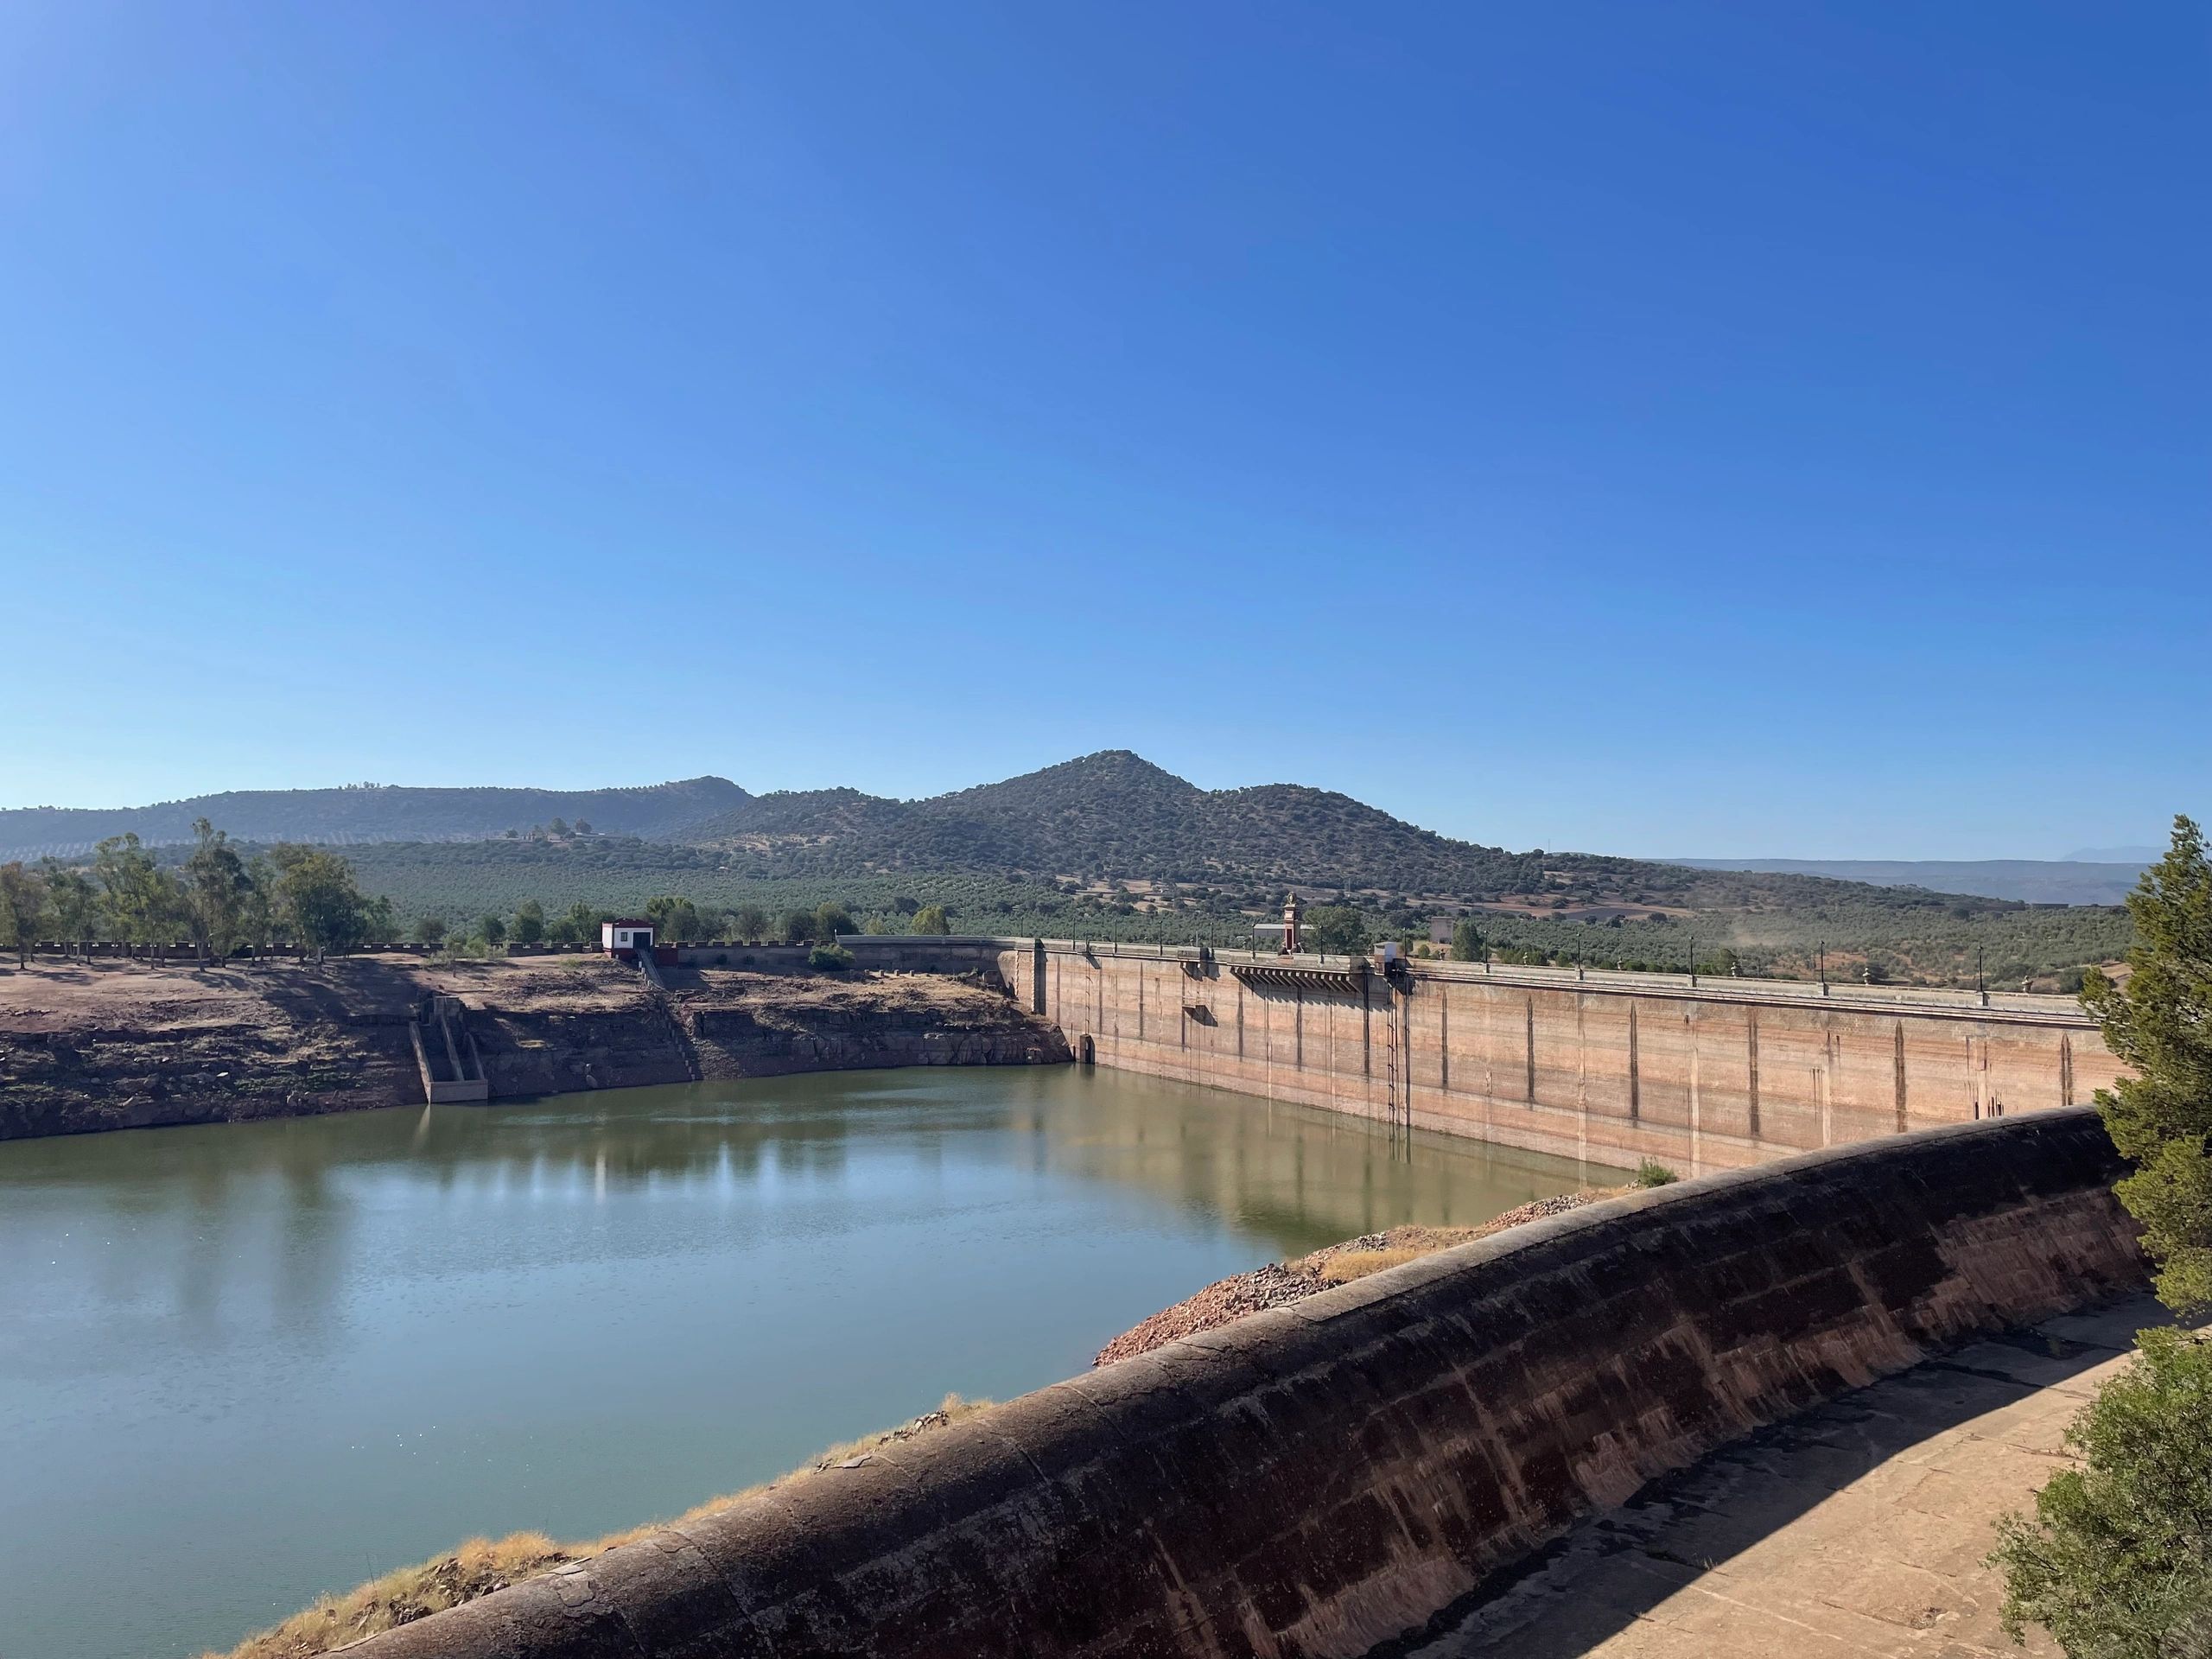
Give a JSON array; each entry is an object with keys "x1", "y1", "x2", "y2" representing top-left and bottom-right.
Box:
[
  {"x1": 808, "y1": 943, "x2": 854, "y2": 971},
  {"x1": 1990, "y1": 1327, "x2": 2212, "y2": 1658},
  {"x1": 1990, "y1": 816, "x2": 2212, "y2": 1654},
  {"x1": 2084, "y1": 817, "x2": 2212, "y2": 1316},
  {"x1": 1633, "y1": 1159, "x2": 1679, "y2": 1187},
  {"x1": 1304, "y1": 904, "x2": 1369, "y2": 956}
]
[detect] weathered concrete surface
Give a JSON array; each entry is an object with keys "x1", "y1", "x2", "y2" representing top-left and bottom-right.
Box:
[
  {"x1": 1007, "y1": 944, "x2": 2121, "y2": 1175},
  {"x1": 1398, "y1": 1294, "x2": 2180, "y2": 1659},
  {"x1": 340, "y1": 1109, "x2": 2145, "y2": 1659}
]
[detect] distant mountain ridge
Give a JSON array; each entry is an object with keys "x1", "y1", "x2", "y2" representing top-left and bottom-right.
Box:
[
  {"x1": 682, "y1": 753, "x2": 2022, "y2": 913},
  {"x1": 688, "y1": 751, "x2": 1542, "y2": 894},
  {"x1": 0, "y1": 778, "x2": 750, "y2": 861},
  {"x1": 6, "y1": 752, "x2": 2071, "y2": 917}
]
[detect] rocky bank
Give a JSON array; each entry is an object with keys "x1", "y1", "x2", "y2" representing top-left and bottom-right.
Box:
[
  {"x1": 1093, "y1": 1192, "x2": 1618, "y2": 1364},
  {"x1": 0, "y1": 956, "x2": 1068, "y2": 1141}
]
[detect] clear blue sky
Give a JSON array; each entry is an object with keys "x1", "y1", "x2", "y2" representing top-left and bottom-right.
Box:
[{"x1": 3, "y1": 3, "x2": 2203, "y2": 858}]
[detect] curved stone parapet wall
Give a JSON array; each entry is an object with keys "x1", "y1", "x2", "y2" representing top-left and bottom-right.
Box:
[{"x1": 345, "y1": 1108, "x2": 2142, "y2": 1659}]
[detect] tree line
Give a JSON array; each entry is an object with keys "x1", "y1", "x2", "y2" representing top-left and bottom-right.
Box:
[
  {"x1": 437, "y1": 895, "x2": 958, "y2": 952},
  {"x1": 0, "y1": 817, "x2": 985, "y2": 970},
  {"x1": 0, "y1": 823, "x2": 388, "y2": 964}
]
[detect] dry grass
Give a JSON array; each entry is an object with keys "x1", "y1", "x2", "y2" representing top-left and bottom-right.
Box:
[
  {"x1": 1292, "y1": 1197, "x2": 1635, "y2": 1290},
  {"x1": 205, "y1": 1534, "x2": 576, "y2": 1659},
  {"x1": 1312, "y1": 1246, "x2": 1429, "y2": 1285},
  {"x1": 205, "y1": 1395, "x2": 994, "y2": 1659}
]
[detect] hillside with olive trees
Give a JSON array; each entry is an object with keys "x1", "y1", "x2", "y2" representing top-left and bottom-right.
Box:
[{"x1": 6, "y1": 752, "x2": 2141, "y2": 989}]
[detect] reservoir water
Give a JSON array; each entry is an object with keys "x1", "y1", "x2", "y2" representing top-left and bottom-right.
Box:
[{"x1": 0, "y1": 1066, "x2": 1611, "y2": 1659}]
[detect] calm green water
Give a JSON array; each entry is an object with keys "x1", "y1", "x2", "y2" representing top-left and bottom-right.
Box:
[{"x1": 0, "y1": 1067, "x2": 1608, "y2": 1659}]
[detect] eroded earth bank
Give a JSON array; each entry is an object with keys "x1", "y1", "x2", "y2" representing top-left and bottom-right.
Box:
[{"x1": 0, "y1": 955, "x2": 1067, "y2": 1140}]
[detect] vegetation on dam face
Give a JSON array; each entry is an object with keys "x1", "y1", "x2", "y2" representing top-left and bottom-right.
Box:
[{"x1": 2, "y1": 752, "x2": 2145, "y2": 990}]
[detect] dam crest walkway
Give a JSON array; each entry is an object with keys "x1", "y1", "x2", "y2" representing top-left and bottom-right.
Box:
[{"x1": 1395, "y1": 1294, "x2": 2177, "y2": 1659}]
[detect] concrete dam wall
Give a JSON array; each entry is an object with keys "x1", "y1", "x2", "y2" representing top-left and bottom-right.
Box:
[
  {"x1": 1000, "y1": 942, "x2": 2120, "y2": 1176},
  {"x1": 342, "y1": 1108, "x2": 2143, "y2": 1659}
]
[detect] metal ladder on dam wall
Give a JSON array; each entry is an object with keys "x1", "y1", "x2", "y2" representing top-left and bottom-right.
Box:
[
  {"x1": 1382, "y1": 962, "x2": 1414, "y2": 1159},
  {"x1": 1380, "y1": 986, "x2": 1415, "y2": 1159},
  {"x1": 625, "y1": 947, "x2": 699, "y2": 1083},
  {"x1": 410, "y1": 994, "x2": 490, "y2": 1103}
]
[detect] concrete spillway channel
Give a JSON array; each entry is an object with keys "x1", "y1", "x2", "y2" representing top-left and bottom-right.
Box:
[{"x1": 409, "y1": 993, "x2": 488, "y2": 1103}]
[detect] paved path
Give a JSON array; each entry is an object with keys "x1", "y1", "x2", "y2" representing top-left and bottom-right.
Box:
[{"x1": 1398, "y1": 1294, "x2": 2177, "y2": 1659}]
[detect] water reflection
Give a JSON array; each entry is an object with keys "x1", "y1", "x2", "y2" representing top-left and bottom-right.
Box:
[
  {"x1": 0, "y1": 1067, "x2": 1615, "y2": 1659},
  {"x1": 5, "y1": 1068, "x2": 1597, "y2": 1249}
]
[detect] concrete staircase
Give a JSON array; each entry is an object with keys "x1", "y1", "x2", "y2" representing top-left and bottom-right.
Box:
[{"x1": 410, "y1": 994, "x2": 490, "y2": 1103}]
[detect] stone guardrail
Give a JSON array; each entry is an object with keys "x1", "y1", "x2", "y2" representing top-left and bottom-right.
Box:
[{"x1": 344, "y1": 1107, "x2": 2140, "y2": 1659}]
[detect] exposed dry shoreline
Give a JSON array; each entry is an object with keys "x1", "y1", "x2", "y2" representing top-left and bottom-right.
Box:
[
  {"x1": 0, "y1": 955, "x2": 1066, "y2": 1140},
  {"x1": 1094, "y1": 1191, "x2": 1623, "y2": 1364}
]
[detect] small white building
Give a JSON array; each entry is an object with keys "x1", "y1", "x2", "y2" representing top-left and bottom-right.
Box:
[{"x1": 601, "y1": 919, "x2": 655, "y2": 959}]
